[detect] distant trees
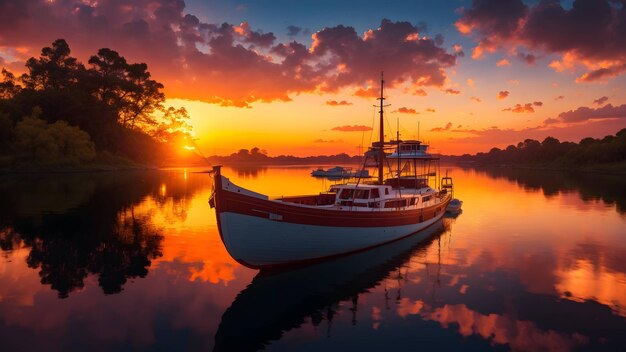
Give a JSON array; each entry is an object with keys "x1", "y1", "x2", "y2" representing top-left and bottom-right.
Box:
[
  {"x1": 0, "y1": 39, "x2": 191, "y2": 167},
  {"x1": 451, "y1": 129, "x2": 626, "y2": 167}
]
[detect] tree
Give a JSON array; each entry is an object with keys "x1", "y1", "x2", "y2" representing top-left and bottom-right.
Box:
[
  {"x1": 87, "y1": 49, "x2": 165, "y2": 129},
  {"x1": 14, "y1": 108, "x2": 96, "y2": 165},
  {"x1": 20, "y1": 39, "x2": 84, "y2": 90},
  {"x1": 0, "y1": 68, "x2": 21, "y2": 99}
]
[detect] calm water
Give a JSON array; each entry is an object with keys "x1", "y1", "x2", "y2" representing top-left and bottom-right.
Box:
[{"x1": 0, "y1": 166, "x2": 625, "y2": 351}]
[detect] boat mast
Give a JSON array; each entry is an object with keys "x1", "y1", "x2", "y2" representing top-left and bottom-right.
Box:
[{"x1": 378, "y1": 72, "x2": 385, "y2": 185}]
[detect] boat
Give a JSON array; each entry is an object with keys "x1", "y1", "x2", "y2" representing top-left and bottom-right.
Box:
[
  {"x1": 311, "y1": 166, "x2": 353, "y2": 178},
  {"x1": 311, "y1": 167, "x2": 370, "y2": 179},
  {"x1": 209, "y1": 74, "x2": 453, "y2": 269},
  {"x1": 447, "y1": 198, "x2": 463, "y2": 213},
  {"x1": 213, "y1": 219, "x2": 447, "y2": 351}
]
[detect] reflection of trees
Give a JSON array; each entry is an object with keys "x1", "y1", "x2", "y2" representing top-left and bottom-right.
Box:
[
  {"x1": 229, "y1": 165, "x2": 268, "y2": 179},
  {"x1": 473, "y1": 167, "x2": 626, "y2": 213},
  {"x1": 0, "y1": 170, "x2": 209, "y2": 298}
]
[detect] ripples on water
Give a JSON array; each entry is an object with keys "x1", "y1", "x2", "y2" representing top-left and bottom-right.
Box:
[{"x1": 0, "y1": 166, "x2": 624, "y2": 351}]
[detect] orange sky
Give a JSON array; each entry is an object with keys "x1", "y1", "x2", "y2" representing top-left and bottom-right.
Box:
[{"x1": 1, "y1": 0, "x2": 625, "y2": 156}]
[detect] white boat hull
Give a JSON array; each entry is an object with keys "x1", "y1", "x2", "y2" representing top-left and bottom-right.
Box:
[{"x1": 219, "y1": 210, "x2": 445, "y2": 267}]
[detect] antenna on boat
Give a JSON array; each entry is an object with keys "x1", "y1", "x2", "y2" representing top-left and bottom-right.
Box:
[{"x1": 376, "y1": 71, "x2": 390, "y2": 185}]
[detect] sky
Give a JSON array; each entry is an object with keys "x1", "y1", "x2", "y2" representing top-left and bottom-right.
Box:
[{"x1": 1, "y1": 0, "x2": 625, "y2": 156}]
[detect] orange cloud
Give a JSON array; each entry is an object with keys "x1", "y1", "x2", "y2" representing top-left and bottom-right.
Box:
[
  {"x1": 0, "y1": 4, "x2": 457, "y2": 107},
  {"x1": 331, "y1": 125, "x2": 372, "y2": 132},
  {"x1": 325, "y1": 100, "x2": 352, "y2": 106},
  {"x1": 445, "y1": 88, "x2": 461, "y2": 95},
  {"x1": 354, "y1": 87, "x2": 379, "y2": 98},
  {"x1": 502, "y1": 101, "x2": 542, "y2": 113},
  {"x1": 557, "y1": 104, "x2": 626, "y2": 123},
  {"x1": 496, "y1": 59, "x2": 511, "y2": 67},
  {"x1": 593, "y1": 96, "x2": 609, "y2": 106},
  {"x1": 394, "y1": 107, "x2": 419, "y2": 114},
  {"x1": 313, "y1": 139, "x2": 342, "y2": 143},
  {"x1": 431, "y1": 122, "x2": 452, "y2": 132},
  {"x1": 497, "y1": 90, "x2": 510, "y2": 100},
  {"x1": 470, "y1": 96, "x2": 481, "y2": 103},
  {"x1": 413, "y1": 88, "x2": 427, "y2": 96},
  {"x1": 457, "y1": 0, "x2": 626, "y2": 82}
]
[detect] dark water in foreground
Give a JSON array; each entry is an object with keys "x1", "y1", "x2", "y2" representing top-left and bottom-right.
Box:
[{"x1": 0, "y1": 166, "x2": 625, "y2": 351}]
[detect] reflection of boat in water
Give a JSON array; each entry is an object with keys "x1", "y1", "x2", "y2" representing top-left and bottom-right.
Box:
[
  {"x1": 212, "y1": 219, "x2": 446, "y2": 352},
  {"x1": 209, "y1": 75, "x2": 453, "y2": 268}
]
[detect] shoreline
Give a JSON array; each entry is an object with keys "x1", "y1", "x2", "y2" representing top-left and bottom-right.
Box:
[
  {"x1": 451, "y1": 161, "x2": 626, "y2": 176},
  {"x1": 1, "y1": 161, "x2": 625, "y2": 176}
]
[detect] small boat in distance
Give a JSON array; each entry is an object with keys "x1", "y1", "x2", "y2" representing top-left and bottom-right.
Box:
[
  {"x1": 311, "y1": 166, "x2": 370, "y2": 179},
  {"x1": 209, "y1": 74, "x2": 453, "y2": 269},
  {"x1": 311, "y1": 166, "x2": 353, "y2": 178}
]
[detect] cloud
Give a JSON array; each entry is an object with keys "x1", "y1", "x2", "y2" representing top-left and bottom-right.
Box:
[
  {"x1": 502, "y1": 102, "x2": 542, "y2": 113},
  {"x1": 425, "y1": 108, "x2": 436, "y2": 113},
  {"x1": 543, "y1": 117, "x2": 560, "y2": 125},
  {"x1": 496, "y1": 59, "x2": 510, "y2": 67},
  {"x1": 394, "y1": 107, "x2": 419, "y2": 114},
  {"x1": 413, "y1": 88, "x2": 427, "y2": 96},
  {"x1": 449, "y1": 119, "x2": 626, "y2": 150},
  {"x1": 430, "y1": 122, "x2": 452, "y2": 132},
  {"x1": 445, "y1": 88, "x2": 461, "y2": 95},
  {"x1": 517, "y1": 52, "x2": 536, "y2": 65},
  {"x1": 456, "y1": 0, "x2": 626, "y2": 81},
  {"x1": 331, "y1": 125, "x2": 373, "y2": 132},
  {"x1": 470, "y1": 96, "x2": 481, "y2": 103},
  {"x1": 593, "y1": 96, "x2": 609, "y2": 106},
  {"x1": 554, "y1": 95, "x2": 565, "y2": 100},
  {"x1": 354, "y1": 87, "x2": 379, "y2": 98},
  {"x1": 313, "y1": 139, "x2": 342, "y2": 143},
  {"x1": 286, "y1": 25, "x2": 302, "y2": 36},
  {"x1": 557, "y1": 104, "x2": 626, "y2": 123},
  {"x1": 466, "y1": 78, "x2": 475, "y2": 89},
  {"x1": 326, "y1": 100, "x2": 352, "y2": 106},
  {"x1": 497, "y1": 90, "x2": 509, "y2": 100},
  {"x1": 0, "y1": 4, "x2": 457, "y2": 107}
]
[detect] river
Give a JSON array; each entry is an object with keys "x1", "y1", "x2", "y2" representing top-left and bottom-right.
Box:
[{"x1": 0, "y1": 165, "x2": 624, "y2": 351}]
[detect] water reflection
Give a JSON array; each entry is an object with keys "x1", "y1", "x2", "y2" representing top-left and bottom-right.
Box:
[
  {"x1": 213, "y1": 220, "x2": 448, "y2": 351},
  {"x1": 0, "y1": 171, "x2": 207, "y2": 298},
  {"x1": 229, "y1": 165, "x2": 269, "y2": 179},
  {"x1": 471, "y1": 167, "x2": 626, "y2": 213},
  {"x1": 0, "y1": 166, "x2": 624, "y2": 351}
]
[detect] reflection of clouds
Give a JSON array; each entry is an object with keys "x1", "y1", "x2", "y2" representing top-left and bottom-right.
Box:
[
  {"x1": 422, "y1": 304, "x2": 589, "y2": 352},
  {"x1": 555, "y1": 259, "x2": 626, "y2": 317},
  {"x1": 0, "y1": 247, "x2": 42, "y2": 307}
]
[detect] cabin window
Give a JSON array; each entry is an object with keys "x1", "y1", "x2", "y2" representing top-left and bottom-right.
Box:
[
  {"x1": 385, "y1": 188, "x2": 389, "y2": 195},
  {"x1": 354, "y1": 189, "x2": 370, "y2": 199},
  {"x1": 329, "y1": 187, "x2": 339, "y2": 193},
  {"x1": 339, "y1": 189, "x2": 354, "y2": 199},
  {"x1": 422, "y1": 195, "x2": 431, "y2": 202},
  {"x1": 384, "y1": 199, "x2": 407, "y2": 208},
  {"x1": 409, "y1": 198, "x2": 416, "y2": 206},
  {"x1": 370, "y1": 189, "x2": 380, "y2": 198}
]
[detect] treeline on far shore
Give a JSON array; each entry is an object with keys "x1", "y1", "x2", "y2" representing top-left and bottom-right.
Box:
[
  {"x1": 207, "y1": 147, "x2": 362, "y2": 165},
  {"x1": 0, "y1": 39, "x2": 192, "y2": 170},
  {"x1": 445, "y1": 129, "x2": 626, "y2": 169}
]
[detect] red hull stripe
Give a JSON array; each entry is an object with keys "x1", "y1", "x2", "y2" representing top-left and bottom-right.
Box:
[{"x1": 216, "y1": 187, "x2": 450, "y2": 228}]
